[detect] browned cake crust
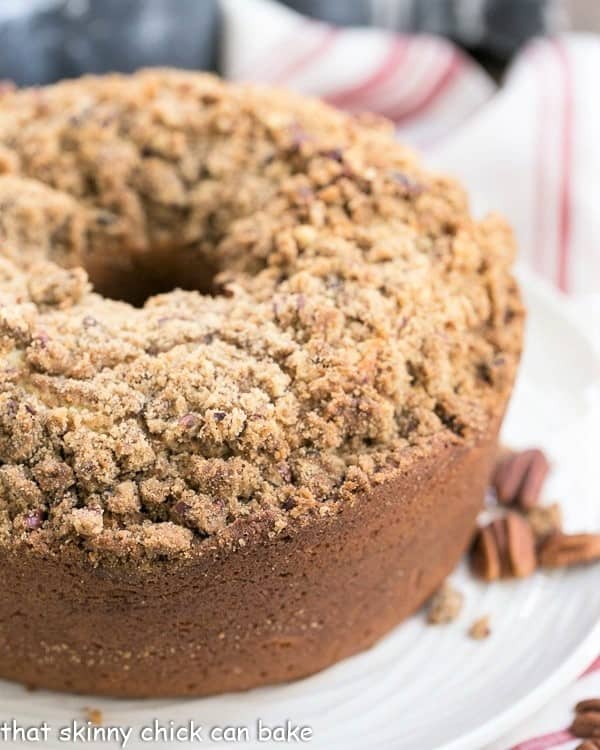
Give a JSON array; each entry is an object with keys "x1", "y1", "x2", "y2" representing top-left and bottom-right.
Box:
[
  {"x1": 0, "y1": 70, "x2": 523, "y2": 696},
  {"x1": 1, "y1": 427, "x2": 499, "y2": 697}
]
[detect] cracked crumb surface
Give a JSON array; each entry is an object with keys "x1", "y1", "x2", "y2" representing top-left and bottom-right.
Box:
[{"x1": 0, "y1": 69, "x2": 523, "y2": 563}]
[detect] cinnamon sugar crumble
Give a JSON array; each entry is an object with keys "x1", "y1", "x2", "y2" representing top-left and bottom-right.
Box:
[{"x1": 0, "y1": 70, "x2": 523, "y2": 561}]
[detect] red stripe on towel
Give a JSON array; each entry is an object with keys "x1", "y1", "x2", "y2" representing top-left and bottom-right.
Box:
[
  {"x1": 273, "y1": 26, "x2": 339, "y2": 84},
  {"x1": 580, "y1": 655, "x2": 600, "y2": 677},
  {"x1": 324, "y1": 36, "x2": 409, "y2": 108},
  {"x1": 511, "y1": 728, "x2": 573, "y2": 750},
  {"x1": 552, "y1": 39, "x2": 574, "y2": 293},
  {"x1": 383, "y1": 52, "x2": 464, "y2": 124}
]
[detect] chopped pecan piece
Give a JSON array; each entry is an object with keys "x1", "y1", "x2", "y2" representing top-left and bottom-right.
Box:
[
  {"x1": 572, "y1": 711, "x2": 600, "y2": 739},
  {"x1": 471, "y1": 512, "x2": 536, "y2": 581},
  {"x1": 576, "y1": 742, "x2": 600, "y2": 750},
  {"x1": 25, "y1": 508, "x2": 46, "y2": 530},
  {"x1": 468, "y1": 615, "x2": 491, "y2": 640},
  {"x1": 492, "y1": 448, "x2": 550, "y2": 509},
  {"x1": 539, "y1": 533, "x2": 600, "y2": 569},
  {"x1": 526, "y1": 503, "x2": 563, "y2": 544},
  {"x1": 426, "y1": 581, "x2": 464, "y2": 624},
  {"x1": 84, "y1": 707, "x2": 103, "y2": 726},
  {"x1": 578, "y1": 701, "x2": 600, "y2": 713}
]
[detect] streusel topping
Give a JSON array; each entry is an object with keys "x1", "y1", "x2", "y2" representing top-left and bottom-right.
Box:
[{"x1": 0, "y1": 70, "x2": 523, "y2": 560}]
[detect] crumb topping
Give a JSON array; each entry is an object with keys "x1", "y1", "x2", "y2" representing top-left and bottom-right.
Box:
[{"x1": 0, "y1": 70, "x2": 523, "y2": 561}]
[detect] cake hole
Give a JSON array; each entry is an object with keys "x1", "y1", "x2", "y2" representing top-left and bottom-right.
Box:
[{"x1": 83, "y1": 243, "x2": 221, "y2": 307}]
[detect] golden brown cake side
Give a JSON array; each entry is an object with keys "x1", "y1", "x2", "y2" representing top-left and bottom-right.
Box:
[{"x1": 0, "y1": 425, "x2": 500, "y2": 697}]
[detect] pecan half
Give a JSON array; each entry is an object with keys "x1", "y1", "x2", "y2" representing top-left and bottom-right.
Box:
[
  {"x1": 539, "y1": 533, "x2": 600, "y2": 568},
  {"x1": 471, "y1": 512, "x2": 537, "y2": 581},
  {"x1": 572, "y1": 711, "x2": 600, "y2": 739},
  {"x1": 572, "y1": 700, "x2": 600, "y2": 744},
  {"x1": 491, "y1": 448, "x2": 550, "y2": 509},
  {"x1": 471, "y1": 523, "x2": 501, "y2": 581}
]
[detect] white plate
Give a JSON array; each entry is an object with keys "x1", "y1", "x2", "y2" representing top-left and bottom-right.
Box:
[{"x1": 1, "y1": 269, "x2": 599, "y2": 750}]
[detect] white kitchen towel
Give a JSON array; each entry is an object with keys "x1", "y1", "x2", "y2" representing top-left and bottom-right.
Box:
[
  {"x1": 220, "y1": 0, "x2": 600, "y2": 747},
  {"x1": 221, "y1": 0, "x2": 600, "y2": 354}
]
